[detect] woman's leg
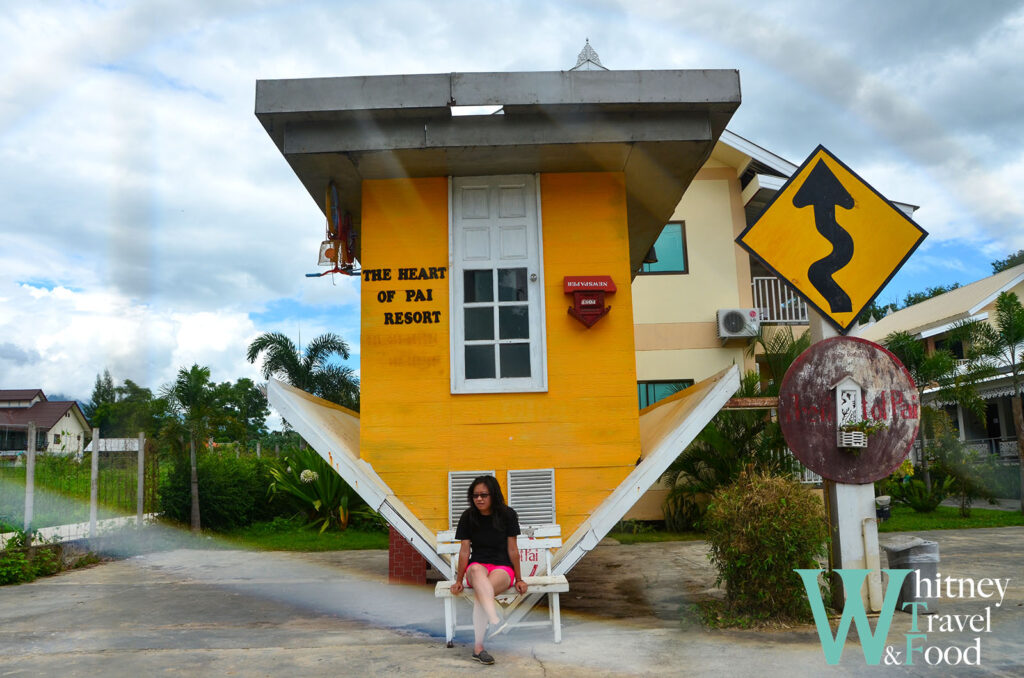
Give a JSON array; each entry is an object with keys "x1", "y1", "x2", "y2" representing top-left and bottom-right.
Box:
[{"x1": 467, "y1": 564, "x2": 500, "y2": 652}]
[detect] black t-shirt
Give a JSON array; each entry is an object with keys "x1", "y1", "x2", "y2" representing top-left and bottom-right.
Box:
[{"x1": 455, "y1": 507, "x2": 521, "y2": 567}]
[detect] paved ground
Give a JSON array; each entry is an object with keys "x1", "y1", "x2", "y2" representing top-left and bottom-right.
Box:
[{"x1": 0, "y1": 526, "x2": 1021, "y2": 677}]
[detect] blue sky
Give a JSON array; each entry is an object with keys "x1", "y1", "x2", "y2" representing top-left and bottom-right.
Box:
[{"x1": 1, "y1": 0, "x2": 1022, "y2": 408}]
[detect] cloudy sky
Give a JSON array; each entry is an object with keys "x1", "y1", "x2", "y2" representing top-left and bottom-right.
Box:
[{"x1": 2, "y1": 0, "x2": 1022, "y2": 406}]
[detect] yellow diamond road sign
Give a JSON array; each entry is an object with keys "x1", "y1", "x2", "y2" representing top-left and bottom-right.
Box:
[{"x1": 737, "y1": 145, "x2": 927, "y2": 333}]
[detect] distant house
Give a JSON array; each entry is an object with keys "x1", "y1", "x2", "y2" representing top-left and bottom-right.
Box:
[
  {"x1": 0, "y1": 389, "x2": 91, "y2": 457},
  {"x1": 859, "y1": 262, "x2": 1024, "y2": 459}
]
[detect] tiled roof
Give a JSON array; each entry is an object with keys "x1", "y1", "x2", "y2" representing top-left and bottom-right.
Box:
[
  {"x1": 859, "y1": 263, "x2": 1024, "y2": 342},
  {"x1": 0, "y1": 389, "x2": 45, "y2": 402},
  {"x1": 0, "y1": 401, "x2": 83, "y2": 430}
]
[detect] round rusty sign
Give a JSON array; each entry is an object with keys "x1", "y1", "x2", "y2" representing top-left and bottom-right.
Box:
[{"x1": 778, "y1": 336, "x2": 919, "y2": 484}]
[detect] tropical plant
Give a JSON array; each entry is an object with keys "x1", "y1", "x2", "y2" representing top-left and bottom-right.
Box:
[
  {"x1": 948, "y1": 291, "x2": 1024, "y2": 513},
  {"x1": 748, "y1": 325, "x2": 811, "y2": 396},
  {"x1": 246, "y1": 332, "x2": 359, "y2": 411},
  {"x1": 891, "y1": 477, "x2": 953, "y2": 513},
  {"x1": 929, "y1": 433, "x2": 995, "y2": 517},
  {"x1": 268, "y1": 446, "x2": 375, "y2": 532},
  {"x1": 882, "y1": 330, "x2": 994, "y2": 491},
  {"x1": 661, "y1": 371, "x2": 793, "y2": 530},
  {"x1": 162, "y1": 364, "x2": 217, "y2": 533}
]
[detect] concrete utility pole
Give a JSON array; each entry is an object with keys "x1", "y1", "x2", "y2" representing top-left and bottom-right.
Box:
[
  {"x1": 90, "y1": 427, "x2": 99, "y2": 538},
  {"x1": 137, "y1": 432, "x2": 146, "y2": 526},
  {"x1": 24, "y1": 422, "x2": 36, "y2": 534}
]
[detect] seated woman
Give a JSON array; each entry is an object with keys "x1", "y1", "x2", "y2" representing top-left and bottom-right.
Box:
[{"x1": 449, "y1": 475, "x2": 528, "y2": 665}]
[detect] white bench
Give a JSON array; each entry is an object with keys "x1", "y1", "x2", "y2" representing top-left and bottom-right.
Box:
[{"x1": 434, "y1": 524, "x2": 569, "y2": 646}]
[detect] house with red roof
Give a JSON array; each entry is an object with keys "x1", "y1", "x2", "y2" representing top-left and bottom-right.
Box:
[{"x1": 0, "y1": 389, "x2": 91, "y2": 457}]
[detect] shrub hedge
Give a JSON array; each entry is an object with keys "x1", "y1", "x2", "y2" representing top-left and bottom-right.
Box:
[
  {"x1": 704, "y1": 471, "x2": 829, "y2": 622},
  {"x1": 159, "y1": 453, "x2": 295, "y2": 532}
]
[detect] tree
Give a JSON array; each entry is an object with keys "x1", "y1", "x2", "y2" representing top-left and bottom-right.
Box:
[
  {"x1": 162, "y1": 364, "x2": 217, "y2": 533},
  {"x1": 991, "y1": 249, "x2": 1024, "y2": 274},
  {"x1": 903, "y1": 283, "x2": 961, "y2": 308},
  {"x1": 246, "y1": 332, "x2": 360, "y2": 411},
  {"x1": 84, "y1": 369, "x2": 116, "y2": 421},
  {"x1": 950, "y1": 291, "x2": 1024, "y2": 512},
  {"x1": 883, "y1": 330, "x2": 993, "y2": 492},
  {"x1": 213, "y1": 378, "x2": 269, "y2": 449},
  {"x1": 856, "y1": 300, "x2": 899, "y2": 326}
]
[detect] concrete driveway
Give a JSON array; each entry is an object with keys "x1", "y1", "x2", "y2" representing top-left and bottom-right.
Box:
[{"x1": 0, "y1": 527, "x2": 1021, "y2": 677}]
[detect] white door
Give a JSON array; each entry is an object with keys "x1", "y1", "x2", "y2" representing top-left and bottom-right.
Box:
[{"x1": 450, "y1": 175, "x2": 547, "y2": 393}]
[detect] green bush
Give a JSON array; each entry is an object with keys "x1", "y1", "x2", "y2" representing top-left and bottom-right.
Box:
[
  {"x1": 0, "y1": 536, "x2": 65, "y2": 586},
  {"x1": 0, "y1": 549, "x2": 31, "y2": 585},
  {"x1": 159, "y1": 453, "x2": 293, "y2": 531},
  {"x1": 891, "y1": 477, "x2": 953, "y2": 513},
  {"x1": 704, "y1": 471, "x2": 829, "y2": 622}
]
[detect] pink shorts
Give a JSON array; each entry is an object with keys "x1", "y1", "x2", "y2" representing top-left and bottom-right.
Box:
[{"x1": 465, "y1": 562, "x2": 515, "y2": 588}]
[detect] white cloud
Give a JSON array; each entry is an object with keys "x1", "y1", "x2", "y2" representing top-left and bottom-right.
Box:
[{"x1": 1, "y1": 0, "x2": 1021, "y2": 407}]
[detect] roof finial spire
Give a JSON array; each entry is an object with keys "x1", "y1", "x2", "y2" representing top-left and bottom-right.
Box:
[{"x1": 571, "y1": 38, "x2": 608, "y2": 71}]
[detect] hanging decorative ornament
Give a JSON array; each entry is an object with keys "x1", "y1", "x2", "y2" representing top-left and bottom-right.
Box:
[{"x1": 307, "y1": 181, "x2": 359, "y2": 278}]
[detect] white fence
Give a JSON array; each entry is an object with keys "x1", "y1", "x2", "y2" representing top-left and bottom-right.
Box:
[{"x1": 0, "y1": 513, "x2": 158, "y2": 550}]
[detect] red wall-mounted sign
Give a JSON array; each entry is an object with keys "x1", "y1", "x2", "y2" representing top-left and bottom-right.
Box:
[{"x1": 564, "y1": 276, "x2": 616, "y2": 328}]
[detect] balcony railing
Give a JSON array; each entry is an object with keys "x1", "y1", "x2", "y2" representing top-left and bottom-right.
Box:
[{"x1": 752, "y1": 276, "x2": 808, "y2": 324}]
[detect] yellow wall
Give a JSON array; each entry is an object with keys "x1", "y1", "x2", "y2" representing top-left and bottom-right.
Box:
[
  {"x1": 632, "y1": 165, "x2": 754, "y2": 382},
  {"x1": 360, "y1": 173, "x2": 640, "y2": 536}
]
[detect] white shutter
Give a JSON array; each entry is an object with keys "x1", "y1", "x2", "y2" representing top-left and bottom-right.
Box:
[
  {"x1": 449, "y1": 470, "x2": 495, "y2": 530},
  {"x1": 507, "y1": 469, "x2": 555, "y2": 526}
]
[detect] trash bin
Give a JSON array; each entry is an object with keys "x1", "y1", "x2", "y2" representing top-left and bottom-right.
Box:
[
  {"x1": 875, "y1": 495, "x2": 891, "y2": 522},
  {"x1": 881, "y1": 536, "x2": 940, "y2": 614}
]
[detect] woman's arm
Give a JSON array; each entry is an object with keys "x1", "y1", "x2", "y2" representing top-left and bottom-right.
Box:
[
  {"x1": 450, "y1": 540, "x2": 470, "y2": 595},
  {"x1": 508, "y1": 536, "x2": 528, "y2": 594}
]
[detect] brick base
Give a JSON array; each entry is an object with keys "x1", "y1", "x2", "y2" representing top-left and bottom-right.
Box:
[{"x1": 388, "y1": 526, "x2": 428, "y2": 585}]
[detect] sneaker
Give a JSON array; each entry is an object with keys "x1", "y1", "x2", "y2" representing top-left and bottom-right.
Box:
[{"x1": 472, "y1": 650, "x2": 495, "y2": 665}]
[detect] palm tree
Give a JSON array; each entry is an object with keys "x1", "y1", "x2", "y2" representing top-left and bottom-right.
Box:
[
  {"x1": 883, "y1": 330, "x2": 993, "y2": 492},
  {"x1": 246, "y1": 332, "x2": 359, "y2": 411},
  {"x1": 163, "y1": 364, "x2": 216, "y2": 533},
  {"x1": 949, "y1": 291, "x2": 1024, "y2": 511}
]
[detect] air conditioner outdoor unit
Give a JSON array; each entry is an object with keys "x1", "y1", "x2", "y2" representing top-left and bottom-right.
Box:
[{"x1": 717, "y1": 308, "x2": 760, "y2": 339}]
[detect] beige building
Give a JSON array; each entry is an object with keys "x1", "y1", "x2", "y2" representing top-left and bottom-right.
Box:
[
  {"x1": 858, "y1": 262, "x2": 1024, "y2": 458},
  {"x1": 0, "y1": 389, "x2": 91, "y2": 456},
  {"x1": 627, "y1": 130, "x2": 919, "y2": 518}
]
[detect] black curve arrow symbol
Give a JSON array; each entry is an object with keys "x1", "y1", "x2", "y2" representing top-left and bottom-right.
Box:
[{"x1": 792, "y1": 159, "x2": 855, "y2": 313}]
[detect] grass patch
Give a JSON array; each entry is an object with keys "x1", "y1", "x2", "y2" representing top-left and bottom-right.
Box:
[
  {"x1": 608, "y1": 530, "x2": 704, "y2": 544},
  {"x1": 219, "y1": 517, "x2": 388, "y2": 551},
  {"x1": 879, "y1": 504, "x2": 1024, "y2": 532}
]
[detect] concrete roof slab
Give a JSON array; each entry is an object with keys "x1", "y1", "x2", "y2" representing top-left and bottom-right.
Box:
[{"x1": 255, "y1": 69, "x2": 740, "y2": 273}]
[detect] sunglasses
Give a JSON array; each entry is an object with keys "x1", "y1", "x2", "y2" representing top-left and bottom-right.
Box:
[{"x1": 472, "y1": 492, "x2": 490, "y2": 499}]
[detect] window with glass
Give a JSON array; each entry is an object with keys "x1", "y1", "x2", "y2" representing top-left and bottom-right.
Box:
[
  {"x1": 451, "y1": 175, "x2": 547, "y2": 393},
  {"x1": 640, "y1": 222, "x2": 687, "y2": 274},
  {"x1": 638, "y1": 380, "x2": 694, "y2": 409}
]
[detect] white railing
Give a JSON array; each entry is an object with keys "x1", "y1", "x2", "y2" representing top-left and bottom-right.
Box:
[
  {"x1": 752, "y1": 277, "x2": 808, "y2": 324},
  {"x1": 0, "y1": 514, "x2": 157, "y2": 550}
]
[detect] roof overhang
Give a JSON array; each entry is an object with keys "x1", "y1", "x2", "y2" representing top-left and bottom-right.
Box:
[{"x1": 255, "y1": 70, "x2": 741, "y2": 274}]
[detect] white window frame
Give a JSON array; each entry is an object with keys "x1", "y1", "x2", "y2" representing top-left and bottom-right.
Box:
[
  {"x1": 448, "y1": 470, "x2": 496, "y2": 530},
  {"x1": 506, "y1": 468, "x2": 556, "y2": 527},
  {"x1": 449, "y1": 174, "x2": 548, "y2": 394}
]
